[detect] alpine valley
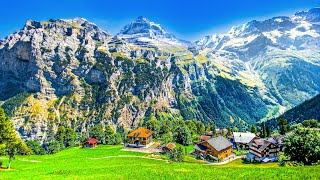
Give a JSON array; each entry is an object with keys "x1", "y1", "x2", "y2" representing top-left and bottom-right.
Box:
[{"x1": 1, "y1": 8, "x2": 320, "y2": 142}]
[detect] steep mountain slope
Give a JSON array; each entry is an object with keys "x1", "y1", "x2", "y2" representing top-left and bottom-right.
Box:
[
  {"x1": 196, "y1": 8, "x2": 320, "y2": 114},
  {"x1": 264, "y1": 93, "x2": 320, "y2": 129}
]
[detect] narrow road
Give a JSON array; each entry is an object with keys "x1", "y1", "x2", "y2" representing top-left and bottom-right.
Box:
[{"x1": 206, "y1": 155, "x2": 244, "y2": 165}]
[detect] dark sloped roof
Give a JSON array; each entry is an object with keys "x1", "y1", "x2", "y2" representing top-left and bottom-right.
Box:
[
  {"x1": 206, "y1": 136, "x2": 232, "y2": 151},
  {"x1": 252, "y1": 138, "x2": 273, "y2": 151},
  {"x1": 194, "y1": 144, "x2": 208, "y2": 152},
  {"x1": 265, "y1": 137, "x2": 277, "y2": 144}
]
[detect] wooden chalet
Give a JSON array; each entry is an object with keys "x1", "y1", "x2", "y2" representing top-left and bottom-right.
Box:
[
  {"x1": 127, "y1": 127, "x2": 153, "y2": 147},
  {"x1": 194, "y1": 136, "x2": 232, "y2": 159},
  {"x1": 247, "y1": 137, "x2": 280, "y2": 161},
  {"x1": 82, "y1": 138, "x2": 98, "y2": 148}
]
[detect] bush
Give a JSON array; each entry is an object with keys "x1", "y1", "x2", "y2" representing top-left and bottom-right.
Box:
[
  {"x1": 284, "y1": 126, "x2": 320, "y2": 165},
  {"x1": 286, "y1": 161, "x2": 304, "y2": 167},
  {"x1": 278, "y1": 159, "x2": 286, "y2": 167},
  {"x1": 26, "y1": 140, "x2": 46, "y2": 155},
  {"x1": 47, "y1": 140, "x2": 61, "y2": 154},
  {"x1": 168, "y1": 147, "x2": 185, "y2": 162}
]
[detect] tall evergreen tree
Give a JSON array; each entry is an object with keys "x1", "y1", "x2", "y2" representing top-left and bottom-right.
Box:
[
  {"x1": 251, "y1": 124, "x2": 257, "y2": 133},
  {"x1": 266, "y1": 126, "x2": 271, "y2": 137},
  {"x1": 278, "y1": 118, "x2": 288, "y2": 135}
]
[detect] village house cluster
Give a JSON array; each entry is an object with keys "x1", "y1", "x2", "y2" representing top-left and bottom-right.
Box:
[
  {"x1": 194, "y1": 130, "x2": 284, "y2": 162},
  {"x1": 82, "y1": 126, "x2": 284, "y2": 163}
]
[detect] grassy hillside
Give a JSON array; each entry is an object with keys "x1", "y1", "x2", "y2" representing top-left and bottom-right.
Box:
[{"x1": 1, "y1": 145, "x2": 319, "y2": 179}]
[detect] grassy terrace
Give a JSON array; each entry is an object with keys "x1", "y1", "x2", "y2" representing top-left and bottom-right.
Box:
[{"x1": 0, "y1": 145, "x2": 319, "y2": 179}]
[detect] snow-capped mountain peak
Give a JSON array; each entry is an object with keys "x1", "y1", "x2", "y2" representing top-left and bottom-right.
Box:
[{"x1": 117, "y1": 16, "x2": 188, "y2": 47}]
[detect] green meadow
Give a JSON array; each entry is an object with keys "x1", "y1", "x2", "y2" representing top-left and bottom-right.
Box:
[{"x1": 0, "y1": 145, "x2": 319, "y2": 180}]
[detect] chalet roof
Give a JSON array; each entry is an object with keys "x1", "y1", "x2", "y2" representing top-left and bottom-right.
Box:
[
  {"x1": 127, "y1": 127, "x2": 153, "y2": 138},
  {"x1": 200, "y1": 135, "x2": 211, "y2": 141},
  {"x1": 83, "y1": 138, "x2": 98, "y2": 145},
  {"x1": 215, "y1": 129, "x2": 228, "y2": 135},
  {"x1": 265, "y1": 137, "x2": 277, "y2": 144},
  {"x1": 206, "y1": 136, "x2": 232, "y2": 152},
  {"x1": 194, "y1": 144, "x2": 208, "y2": 152},
  {"x1": 233, "y1": 132, "x2": 256, "y2": 144},
  {"x1": 251, "y1": 138, "x2": 275, "y2": 151}
]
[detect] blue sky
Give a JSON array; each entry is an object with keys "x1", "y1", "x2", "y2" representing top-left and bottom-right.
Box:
[{"x1": 0, "y1": 0, "x2": 319, "y2": 41}]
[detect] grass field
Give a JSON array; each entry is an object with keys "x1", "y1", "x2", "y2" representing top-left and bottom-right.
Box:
[{"x1": 0, "y1": 145, "x2": 319, "y2": 180}]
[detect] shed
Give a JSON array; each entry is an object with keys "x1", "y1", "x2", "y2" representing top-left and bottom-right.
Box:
[{"x1": 83, "y1": 138, "x2": 98, "y2": 148}]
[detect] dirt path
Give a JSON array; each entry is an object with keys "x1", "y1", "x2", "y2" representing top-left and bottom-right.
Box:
[
  {"x1": 0, "y1": 157, "x2": 42, "y2": 163},
  {"x1": 88, "y1": 155, "x2": 168, "y2": 162},
  {"x1": 205, "y1": 156, "x2": 244, "y2": 166}
]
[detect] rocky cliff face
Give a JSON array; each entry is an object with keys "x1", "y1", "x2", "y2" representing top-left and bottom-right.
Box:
[
  {"x1": 1, "y1": 9, "x2": 320, "y2": 142},
  {"x1": 0, "y1": 18, "x2": 179, "y2": 142}
]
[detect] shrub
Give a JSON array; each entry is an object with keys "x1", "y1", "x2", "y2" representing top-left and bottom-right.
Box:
[
  {"x1": 284, "y1": 126, "x2": 320, "y2": 165},
  {"x1": 278, "y1": 159, "x2": 286, "y2": 167},
  {"x1": 26, "y1": 140, "x2": 46, "y2": 155},
  {"x1": 168, "y1": 147, "x2": 185, "y2": 162},
  {"x1": 47, "y1": 140, "x2": 61, "y2": 154}
]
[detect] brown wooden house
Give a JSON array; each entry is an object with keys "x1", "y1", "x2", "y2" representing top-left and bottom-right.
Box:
[
  {"x1": 194, "y1": 136, "x2": 232, "y2": 159},
  {"x1": 127, "y1": 127, "x2": 153, "y2": 147},
  {"x1": 248, "y1": 138, "x2": 279, "y2": 160},
  {"x1": 82, "y1": 138, "x2": 98, "y2": 148}
]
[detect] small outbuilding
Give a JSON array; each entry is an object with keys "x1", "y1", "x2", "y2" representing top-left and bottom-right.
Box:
[
  {"x1": 83, "y1": 138, "x2": 98, "y2": 148},
  {"x1": 161, "y1": 143, "x2": 176, "y2": 152}
]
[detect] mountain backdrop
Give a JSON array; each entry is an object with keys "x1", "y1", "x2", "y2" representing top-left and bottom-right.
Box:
[{"x1": 1, "y1": 8, "x2": 320, "y2": 142}]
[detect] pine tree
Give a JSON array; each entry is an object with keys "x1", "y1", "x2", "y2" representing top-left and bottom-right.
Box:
[
  {"x1": 266, "y1": 126, "x2": 271, "y2": 137},
  {"x1": 251, "y1": 124, "x2": 257, "y2": 134},
  {"x1": 278, "y1": 118, "x2": 288, "y2": 135}
]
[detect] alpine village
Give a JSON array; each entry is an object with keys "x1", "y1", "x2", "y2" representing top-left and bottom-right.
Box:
[{"x1": 0, "y1": 4, "x2": 320, "y2": 180}]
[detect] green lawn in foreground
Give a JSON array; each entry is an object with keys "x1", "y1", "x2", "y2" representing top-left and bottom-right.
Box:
[{"x1": 0, "y1": 145, "x2": 319, "y2": 180}]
